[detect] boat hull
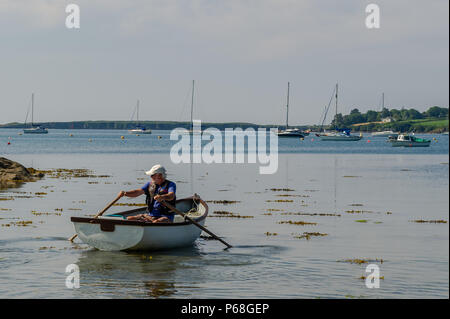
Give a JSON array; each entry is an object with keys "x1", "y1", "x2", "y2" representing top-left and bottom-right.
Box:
[
  {"x1": 128, "y1": 129, "x2": 152, "y2": 134},
  {"x1": 390, "y1": 141, "x2": 430, "y2": 147},
  {"x1": 71, "y1": 197, "x2": 208, "y2": 251},
  {"x1": 318, "y1": 135, "x2": 362, "y2": 141},
  {"x1": 277, "y1": 132, "x2": 305, "y2": 138},
  {"x1": 23, "y1": 128, "x2": 48, "y2": 134}
]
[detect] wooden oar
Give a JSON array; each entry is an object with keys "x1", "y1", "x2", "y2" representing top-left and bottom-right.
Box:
[
  {"x1": 68, "y1": 194, "x2": 122, "y2": 242},
  {"x1": 161, "y1": 200, "x2": 232, "y2": 249}
]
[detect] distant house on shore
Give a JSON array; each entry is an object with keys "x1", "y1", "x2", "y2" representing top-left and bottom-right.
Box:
[{"x1": 381, "y1": 117, "x2": 392, "y2": 123}]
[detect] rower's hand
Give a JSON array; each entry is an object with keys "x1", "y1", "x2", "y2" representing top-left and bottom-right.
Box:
[
  {"x1": 154, "y1": 195, "x2": 163, "y2": 202},
  {"x1": 118, "y1": 191, "x2": 126, "y2": 198}
]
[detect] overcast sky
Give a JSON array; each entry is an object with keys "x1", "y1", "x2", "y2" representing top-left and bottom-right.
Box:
[{"x1": 0, "y1": 0, "x2": 448, "y2": 126}]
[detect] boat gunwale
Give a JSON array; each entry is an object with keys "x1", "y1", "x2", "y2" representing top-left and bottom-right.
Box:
[{"x1": 70, "y1": 196, "x2": 208, "y2": 227}]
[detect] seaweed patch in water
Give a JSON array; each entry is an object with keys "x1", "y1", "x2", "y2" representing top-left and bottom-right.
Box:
[
  {"x1": 345, "y1": 210, "x2": 374, "y2": 214},
  {"x1": 275, "y1": 194, "x2": 310, "y2": 198},
  {"x1": 206, "y1": 200, "x2": 240, "y2": 204},
  {"x1": 210, "y1": 211, "x2": 253, "y2": 219},
  {"x1": 32, "y1": 211, "x2": 62, "y2": 216},
  {"x1": 359, "y1": 276, "x2": 384, "y2": 280},
  {"x1": 265, "y1": 232, "x2": 278, "y2": 236},
  {"x1": 337, "y1": 258, "x2": 384, "y2": 264},
  {"x1": 268, "y1": 188, "x2": 295, "y2": 192},
  {"x1": 411, "y1": 219, "x2": 447, "y2": 224},
  {"x1": 293, "y1": 232, "x2": 328, "y2": 240},
  {"x1": 281, "y1": 212, "x2": 341, "y2": 217},
  {"x1": 278, "y1": 220, "x2": 317, "y2": 226},
  {"x1": 355, "y1": 220, "x2": 369, "y2": 223},
  {"x1": 266, "y1": 199, "x2": 294, "y2": 203},
  {"x1": 39, "y1": 246, "x2": 56, "y2": 250}
]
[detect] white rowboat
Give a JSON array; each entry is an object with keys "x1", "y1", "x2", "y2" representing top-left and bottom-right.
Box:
[{"x1": 70, "y1": 196, "x2": 208, "y2": 251}]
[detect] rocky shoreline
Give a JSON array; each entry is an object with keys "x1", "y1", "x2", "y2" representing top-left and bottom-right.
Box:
[{"x1": 0, "y1": 157, "x2": 44, "y2": 189}]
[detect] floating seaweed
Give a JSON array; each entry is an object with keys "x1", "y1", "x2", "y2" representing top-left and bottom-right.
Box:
[
  {"x1": 265, "y1": 232, "x2": 278, "y2": 236},
  {"x1": 355, "y1": 220, "x2": 368, "y2": 223},
  {"x1": 278, "y1": 220, "x2": 317, "y2": 226},
  {"x1": 411, "y1": 219, "x2": 447, "y2": 224},
  {"x1": 210, "y1": 211, "x2": 253, "y2": 219},
  {"x1": 337, "y1": 258, "x2": 384, "y2": 264},
  {"x1": 28, "y1": 168, "x2": 110, "y2": 180},
  {"x1": 266, "y1": 199, "x2": 294, "y2": 203},
  {"x1": 266, "y1": 208, "x2": 283, "y2": 212},
  {"x1": 275, "y1": 194, "x2": 310, "y2": 198},
  {"x1": 32, "y1": 211, "x2": 62, "y2": 216},
  {"x1": 206, "y1": 200, "x2": 240, "y2": 204},
  {"x1": 359, "y1": 276, "x2": 384, "y2": 280},
  {"x1": 293, "y1": 232, "x2": 328, "y2": 240},
  {"x1": 345, "y1": 210, "x2": 374, "y2": 214},
  {"x1": 39, "y1": 246, "x2": 56, "y2": 250},
  {"x1": 268, "y1": 188, "x2": 295, "y2": 192},
  {"x1": 281, "y1": 212, "x2": 341, "y2": 217}
]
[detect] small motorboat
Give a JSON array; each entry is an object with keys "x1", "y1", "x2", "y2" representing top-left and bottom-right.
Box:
[
  {"x1": 277, "y1": 128, "x2": 305, "y2": 138},
  {"x1": 389, "y1": 134, "x2": 431, "y2": 147},
  {"x1": 70, "y1": 196, "x2": 208, "y2": 251}
]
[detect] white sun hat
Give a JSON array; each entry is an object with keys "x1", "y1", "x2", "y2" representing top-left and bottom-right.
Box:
[{"x1": 145, "y1": 164, "x2": 166, "y2": 177}]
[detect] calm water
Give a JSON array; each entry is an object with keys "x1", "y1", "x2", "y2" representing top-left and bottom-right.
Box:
[{"x1": 0, "y1": 129, "x2": 448, "y2": 298}]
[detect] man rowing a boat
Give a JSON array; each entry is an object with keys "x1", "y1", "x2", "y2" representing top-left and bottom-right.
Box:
[{"x1": 119, "y1": 164, "x2": 176, "y2": 223}]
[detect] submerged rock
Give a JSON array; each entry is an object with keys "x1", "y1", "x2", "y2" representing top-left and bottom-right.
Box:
[{"x1": 0, "y1": 157, "x2": 44, "y2": 189}]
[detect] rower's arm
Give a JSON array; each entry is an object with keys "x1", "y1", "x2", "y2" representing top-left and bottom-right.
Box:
[
  {"x1": 119, "y1": 189, "x2": 145, "y2": 198},
  {"x1": 155, "y1": 192, "x2": 175, "y2": 202}
]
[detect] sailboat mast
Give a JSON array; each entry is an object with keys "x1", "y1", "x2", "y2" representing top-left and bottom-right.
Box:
[
  {"x1": 136, "y1": 99, "x2": 140, "y2": 125},
  {"x1": 190, "y1": 80, "x2": 195, "y2": 131},
  {"x1": 382, "y1": 92, "x2": 385, "y2": 110},
  {"x1": 286, "y1": 82, "x2": 290, "y2": 130},
  {"x1": 335, "y1": 83, "x2": 338, "y2": 118},
  {"x1": 31, "y1": 93, "x2": 34, "y2": 126}
]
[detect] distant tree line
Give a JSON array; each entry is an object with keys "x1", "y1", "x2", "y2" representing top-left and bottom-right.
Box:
[{"x1": 329, "y1": 106, "x2": 448, "y2": 132}]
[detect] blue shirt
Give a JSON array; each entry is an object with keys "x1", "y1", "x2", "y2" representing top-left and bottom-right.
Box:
[{"x1": 141, "y1": 181, "x2": 176, "y2": 219}]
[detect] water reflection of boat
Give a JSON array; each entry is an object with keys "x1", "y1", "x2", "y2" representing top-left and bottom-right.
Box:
[
  {"x1": 70, "y1": 196, "x2": 208, "y2": 251},
  {"x1": 389, "y1": 134, "x2": 431, "y2": 147}
]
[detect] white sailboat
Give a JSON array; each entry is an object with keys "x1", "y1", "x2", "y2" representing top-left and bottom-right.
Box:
[
  {"x1": 23, "y1": 93, "x2": 48, "y2": 134},
  {"x1": 277, "y1": 82, "x2": 305, "y2": 138},
  {"x1": 372, "y1": 93, "x2": 398, "y2": 138},
  {"x1": 128, "y1": 99, "x2": 152, "y2": 134},
  {"x1": 317, "y1": 84, "x2": 362, "y2": 141}
]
